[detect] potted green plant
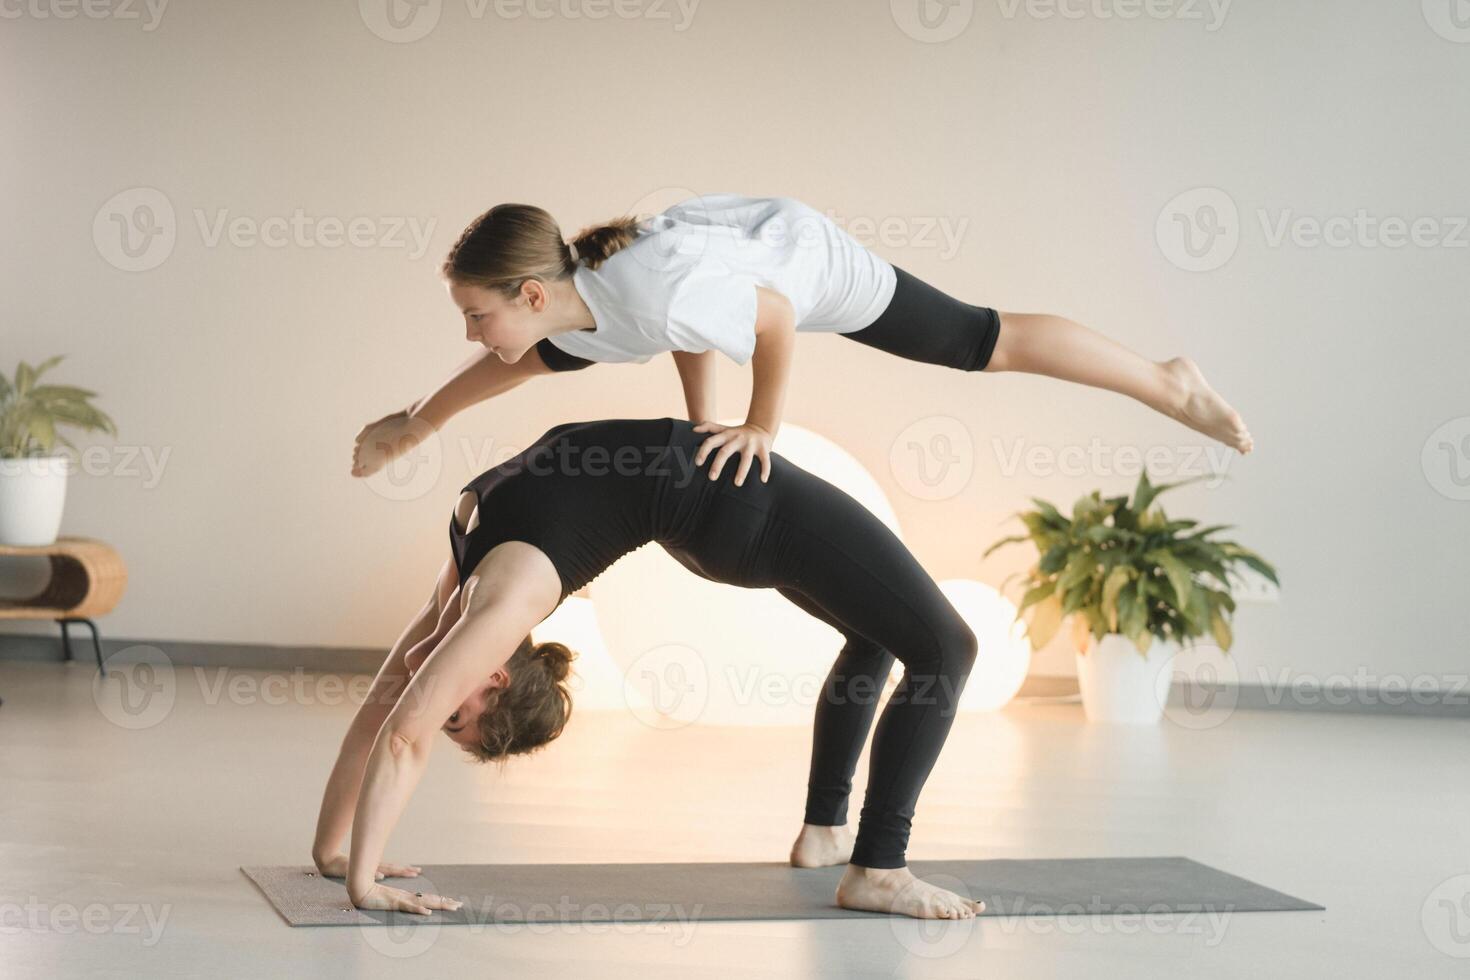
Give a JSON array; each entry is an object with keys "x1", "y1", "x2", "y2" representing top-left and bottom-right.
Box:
[
  {"x1": 0, "y1": 355, "x2": 117, "y2": 546},
  {"x1": 983, "y1": 469, "x2": 1279, "y2": 723}
]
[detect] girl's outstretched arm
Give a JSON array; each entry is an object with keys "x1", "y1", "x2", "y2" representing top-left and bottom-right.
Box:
[
  {"x1": 694, "y1": 286, "x2": 796, "y2": 486},
  {"x1": 346, "y1": 542, "x2": 561, "y2": 913},
  {"x1": 310, "y1": 558, "x2": 458, "y2": 875},
  {"x1": 351, "y1": 345, "x2": 556, "y2": 478}
]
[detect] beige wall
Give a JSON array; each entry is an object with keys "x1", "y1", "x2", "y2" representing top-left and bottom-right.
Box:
[{"x1": 3, "y1": 0, "x2": 1467, "y2": 690}]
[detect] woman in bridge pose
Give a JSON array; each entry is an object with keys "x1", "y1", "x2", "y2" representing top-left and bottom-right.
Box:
[{"x1": 314, "y1": 416, "x2": 985, "y2": 920}]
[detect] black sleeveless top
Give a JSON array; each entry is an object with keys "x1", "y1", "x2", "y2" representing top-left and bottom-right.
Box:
[{"x1": 448, "y1": 417, "x2": 679, "y2": 600}]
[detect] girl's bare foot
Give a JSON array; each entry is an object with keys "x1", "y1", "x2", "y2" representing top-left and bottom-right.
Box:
[
  {"x1": 790, "y1": 823, "x2": 855, "y2": 868},
  {"x1": 835, "y1": 864, "x2": 985, "y2": 919},
  {"x1": 1159, "y1": 356, "x2": 1254, "y2": 454}
]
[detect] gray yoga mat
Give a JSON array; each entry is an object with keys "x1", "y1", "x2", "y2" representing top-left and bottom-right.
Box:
[{"x1": 242, "y1": 856, "x2": 1323, "y2": 926}]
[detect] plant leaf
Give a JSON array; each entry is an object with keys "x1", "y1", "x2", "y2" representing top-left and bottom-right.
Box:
[
  {"x1": 1210, "y1": 605, "x2": 1234, "y2": 651},
  {"x1": 1151, "y1": 551, "x2": 1195, "y2": 608},
  {"x1": 1101, "y1": 565, "x2": 1131, "y2": 631},
  {"x1": 1026, "y1": 593, "x2": 1064, "y2": 651}
]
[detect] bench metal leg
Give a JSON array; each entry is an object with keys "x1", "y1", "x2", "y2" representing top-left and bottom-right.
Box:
[{"x1": 58, "y1": 617, "x2": 108, "y2": 677}]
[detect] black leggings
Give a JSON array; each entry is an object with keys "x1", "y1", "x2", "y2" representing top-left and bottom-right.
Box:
[
  {"x1": 840, "y1": 263, "x2": 1002, "y2": 371},
  {"x1": 656, "y1": 421, "x2": 978, "y2": 869}
]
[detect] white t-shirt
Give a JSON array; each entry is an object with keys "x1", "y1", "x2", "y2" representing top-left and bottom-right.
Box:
[{"x1": 546, "y1": 194, "x2": 897, "y2": 366}]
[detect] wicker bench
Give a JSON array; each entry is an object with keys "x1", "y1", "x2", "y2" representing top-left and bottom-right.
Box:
[{"x1": 0, "y1": 536, "x2": 127, "y2": 700}]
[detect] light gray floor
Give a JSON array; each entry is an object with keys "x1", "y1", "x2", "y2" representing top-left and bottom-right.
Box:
[{"x1": 2, "y1": 660, "x2": 1466, "y2": 978}]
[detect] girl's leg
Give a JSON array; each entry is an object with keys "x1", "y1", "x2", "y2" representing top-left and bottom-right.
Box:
[
  {"x1": 987, "y1": 311, "x2": 1253, "y2": 453},
  {"x1": 842, "y1": 264, "x2": 1253, "y2": 453}
]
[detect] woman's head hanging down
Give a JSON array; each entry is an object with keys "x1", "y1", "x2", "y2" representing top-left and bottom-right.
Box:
[{"x1": 314, "y1": 417, "x2": 986, "y2": 920}]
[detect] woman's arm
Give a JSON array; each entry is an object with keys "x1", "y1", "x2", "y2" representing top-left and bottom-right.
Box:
[
  {"x1": 671, "y1": 350, "x2": 717, "y2": 424},
  {"x1": 693, "y1": 286, "x2": 797, "y2": 486},
  {"x1": 311, "y1": 558, "x2": 459, "y2": 871},
  {"x1": 346, "y1": 542, "x2": 561, "y2": 911}
]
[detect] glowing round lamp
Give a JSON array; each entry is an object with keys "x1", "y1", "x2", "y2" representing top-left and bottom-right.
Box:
[
  {"x1": 937, "y1": 579, "x2": 1032, "y2": 711},
  {"x1": 587, "y1": 422, "x2": 902, "y2": 727},
  {"x1": 530, "y1": 596, "x2": 642, "y2": 712}
]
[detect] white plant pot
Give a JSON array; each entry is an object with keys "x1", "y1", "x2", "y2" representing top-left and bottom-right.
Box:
[
  {"x1": 0, "y1": 455, "x2": 71, "y2": 546},
  {"x1": 1075, "y1": 632, "x2": 1175, "y2": 724}
]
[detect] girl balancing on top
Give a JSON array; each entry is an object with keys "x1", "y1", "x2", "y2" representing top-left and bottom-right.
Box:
[{"x1": 350, "y1": 193, "x2": 1253, "y2": 485}]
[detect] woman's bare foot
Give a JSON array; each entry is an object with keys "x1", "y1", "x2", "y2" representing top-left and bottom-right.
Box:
[
  {"x1": 835, "y1": 864, "x2": 985, "y2": 919},
  {"x1": 1159, "y1": 356, "x2": 1254, "y2": 454},
  {"x1": 790, "y1": 823, "x2": 855, "y2": 868}
]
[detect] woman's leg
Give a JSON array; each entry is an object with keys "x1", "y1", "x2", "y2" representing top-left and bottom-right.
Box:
[
  {"x1": 739, "y1": 464, "x2": 984, "y2": 918},
  {"x1": 842, "y1": 264, "x2": 1254, "y2": 453},
  {"x1": 776, "y1": 586, "x2": 895, "y2": 868}
]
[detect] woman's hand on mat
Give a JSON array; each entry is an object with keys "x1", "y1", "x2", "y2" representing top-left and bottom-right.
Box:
[
  {"x1": 693, "y1": 422, "x2": 773, "y2": 486},
  {"x1": 351, "y1": 407, "x2": 431, "y2": 478},
  {"x1": 315, "y1": 852, "x2": 422, "y2": 881},
  {"x1": 350, "y1": 882, "x2": 463, "y2": 916}
]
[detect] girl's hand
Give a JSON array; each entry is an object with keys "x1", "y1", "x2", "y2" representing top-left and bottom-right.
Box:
[
  {"x1": 352, "y1": 407, "x2": 433, "y2": 478},
  {"x1": 693, "y1": 422, "x2": 773, "y2": 486},
  {"x1": 349, "y1": 882, "x2": 463, "y2": 916},
  {"x1": 315, "y1": 852, "x2": 423, "y2": 881}
]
